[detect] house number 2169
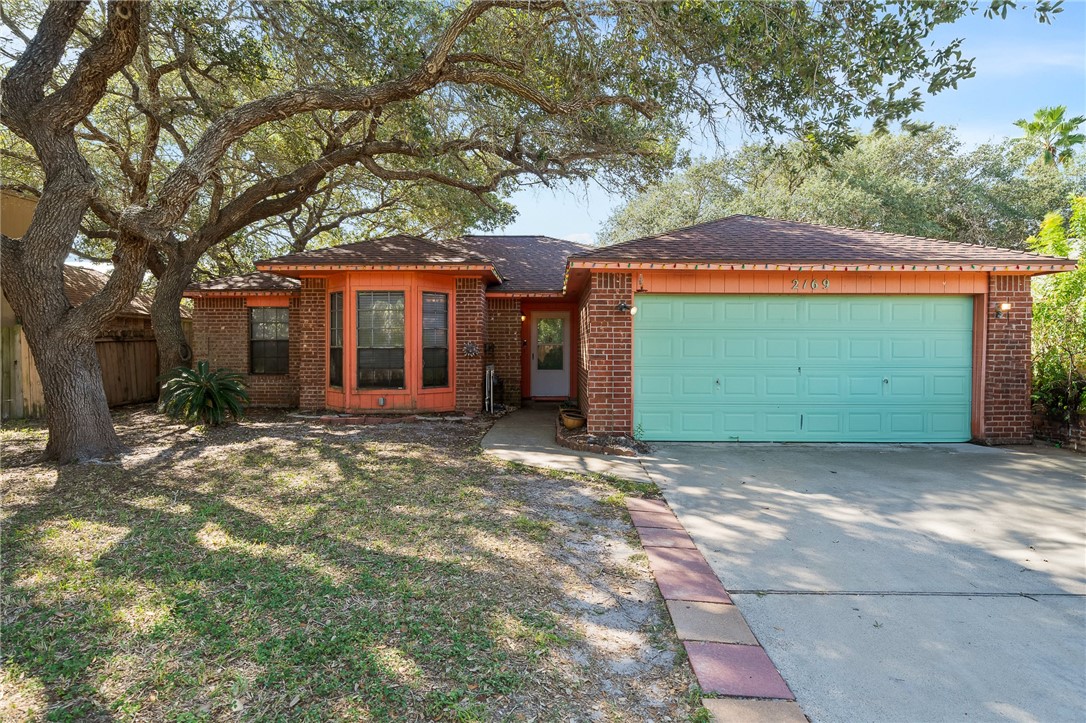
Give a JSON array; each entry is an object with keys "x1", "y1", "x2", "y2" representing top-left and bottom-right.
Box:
[{"x1": 792, "y1": 278, "x2": 830, "y2": 291}]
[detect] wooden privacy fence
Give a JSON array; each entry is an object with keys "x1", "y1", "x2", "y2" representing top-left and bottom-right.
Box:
[
  {"x1": 1, "y1": 331, "x2": 160, "y2": 419},
  {"x1": 96, "y1": 339, "x2": 159, "y2": 407}
]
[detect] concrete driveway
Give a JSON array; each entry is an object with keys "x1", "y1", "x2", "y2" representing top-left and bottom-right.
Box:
[{"x1": 641, "y1": 443, "x2": 1086, "y2": 723}]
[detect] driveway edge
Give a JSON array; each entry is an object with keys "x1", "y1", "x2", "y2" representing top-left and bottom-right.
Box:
[{"x1": 626, "y1": 497, "x2": 808, "y2": 723}]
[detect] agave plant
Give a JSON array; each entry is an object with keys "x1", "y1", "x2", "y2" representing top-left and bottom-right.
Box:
[{"x1": 159, "y1": 361, "x2": 249, "y2": 426}]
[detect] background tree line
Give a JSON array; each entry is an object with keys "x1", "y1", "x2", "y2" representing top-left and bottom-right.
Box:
[{"x1": 599, "y1": 126, "x2": 1084, "y2": 248}]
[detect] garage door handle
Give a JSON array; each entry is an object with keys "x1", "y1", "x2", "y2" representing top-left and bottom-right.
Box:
[{"x1": 883, "y1": 378, "x2": 889, "y2": 384}]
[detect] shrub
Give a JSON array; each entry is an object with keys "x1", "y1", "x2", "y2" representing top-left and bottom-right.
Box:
[
  {"x1": 159, "y1": 361, "x2": 249, "y2": 426},
  {"x1": 1029, "y1": 197, "x2": 1086, "y2": 423}
]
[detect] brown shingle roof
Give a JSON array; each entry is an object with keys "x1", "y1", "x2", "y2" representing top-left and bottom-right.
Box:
[
  {"x1": 186, "y1": 272, "x2": 301, "y2": 294},
  {"x1": 63, "y1": 265, "x2": 191, "y2": 318},
  {"x1": 445, "y1": 235, "x2": 588, "y2": 293},
  {"x1": 257, "y1": 235, "x2": 489, "y2": 268},
  {"x1": 572, "y1": 215, "x2": 1075, "y2": 266}
]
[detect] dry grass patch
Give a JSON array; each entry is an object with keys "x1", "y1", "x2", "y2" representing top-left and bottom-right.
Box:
[{"x1": 2, "y1": 408, "x2": 698, "y2": 721}]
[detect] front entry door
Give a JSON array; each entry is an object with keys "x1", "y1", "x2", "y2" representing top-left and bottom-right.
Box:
[{"x1": 530, "y1": 312, "x2": 570, "y2": 397}]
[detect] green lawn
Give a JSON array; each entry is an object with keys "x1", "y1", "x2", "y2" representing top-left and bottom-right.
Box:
[{"x1": 2, "y1": 409, "x2": 699, "y2": 721}]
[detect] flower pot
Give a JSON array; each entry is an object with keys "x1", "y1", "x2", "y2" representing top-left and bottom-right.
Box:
[{"x1": 560, "y1": 409, "x2": 586, "y2": 430}]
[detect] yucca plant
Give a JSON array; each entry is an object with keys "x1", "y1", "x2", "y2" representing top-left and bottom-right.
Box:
[{"x1": 159, "y1": 361, "x2": 249, "y2": 426}]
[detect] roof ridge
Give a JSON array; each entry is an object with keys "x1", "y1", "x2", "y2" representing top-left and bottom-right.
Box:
[{"x1": 453, "y1": 233, "x2": 592, "y2": 246}]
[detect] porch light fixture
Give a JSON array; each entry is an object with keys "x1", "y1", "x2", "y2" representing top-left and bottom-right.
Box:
[
  {"x1": 520, "y1": 314, "x2": 526, "y2": 322},
  {"x1": 995, "y1": 301, "x2": 1013, "y2": 318},
  {"x1": 617, "y1": 302, "x2": 638, "y2": 315}
]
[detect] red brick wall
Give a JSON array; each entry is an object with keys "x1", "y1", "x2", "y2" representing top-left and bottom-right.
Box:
[
  {"x1": 455, "y1": 277, "x2": 486, "y2": 413},
  {"x1": 983, "y1": 275, "x2": 1033, "y2": 444},
  {"x1": 191, "y1": 296, "x2": 300, "y2": 408},
  {"x1": 581, "y1": 272, "x2": 634, "y2": 435},
  {"x1": 298, "y1": 278, "x2": 327, "y2": 411},
  {"x1": 486, "y1": 297, "x2": 521, "y2": 403}
]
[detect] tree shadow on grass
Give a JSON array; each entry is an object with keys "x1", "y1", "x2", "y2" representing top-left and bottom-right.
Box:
[{"x1": 3, "y1": 415, "x2": 684, "y2": 721}]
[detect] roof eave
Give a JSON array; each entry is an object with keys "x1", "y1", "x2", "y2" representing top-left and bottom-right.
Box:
[
  {"x1": 566, "y1": 259, "x2": 1077, "y2": 274},
  {"x1": 183, "y1": 288, "x2": 301, "y2": 298},
  {"x1": 255, "y1": 261, "x2": 500, "y2": 281}
]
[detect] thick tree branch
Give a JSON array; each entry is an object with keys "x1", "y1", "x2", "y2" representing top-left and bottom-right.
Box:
[
  {"x1": 0, "y1": 1, "x2": 87, "y2": 116},
  {"x1": 37, "y1": 1, "x2": 144, "y2": 131}
]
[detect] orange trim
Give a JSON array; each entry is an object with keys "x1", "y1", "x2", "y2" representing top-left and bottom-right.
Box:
[
  {"x1": 258, "y1": 263, "x2": 494, "y2": 271},
  {"x1": 633, "y1": 270, "x2": 989, "y2": 294},
  {"x1": 487, "y1": 291, "x2": 566, "y2": 298},
  {"x1": 569, "y1": 260, "x2": 1073, "y2": 275},
  {"x1": 245, "y1": 296, "x2": 291, "y2": 307},
  {"x1": 184, "y1": 290, "x2": 298, "y2": 298}
]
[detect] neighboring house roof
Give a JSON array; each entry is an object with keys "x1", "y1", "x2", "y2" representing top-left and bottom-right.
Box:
[
  {"x1": 571, "y1": 215, "x2": 1076, "y2": 268},
  {"x1": 186, "y1": 271, "x2": 301, "y2": 295},
  {"x1": 62, "y1": 265, "x2": 192, "y2": 318},
  {"x1": 445, "y1": 235, "x2": 589, "y2": 293},
  {"x1": 257, "y1": 235, "x2": 491, "y2": 269}
]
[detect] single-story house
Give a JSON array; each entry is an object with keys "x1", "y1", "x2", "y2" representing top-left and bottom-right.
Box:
[{"x1": 184, "y1": 215, "x2": 1076, "y2": 445}]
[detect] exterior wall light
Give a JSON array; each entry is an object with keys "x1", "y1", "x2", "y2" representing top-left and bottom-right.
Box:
[
  {"x1": 520, "y1": 314, "x2": 526, "y2": 322},
  {"x1": 617, "y1": 302, "x2": 638, "y2": 315},
  {"x1": 995, "y1": 302, "x2": 1013, "y2": 318}
]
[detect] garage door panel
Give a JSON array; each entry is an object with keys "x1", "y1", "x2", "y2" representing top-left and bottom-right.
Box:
[{"x1": 634, "y1": 295, "x2": 973, "y2": 442}]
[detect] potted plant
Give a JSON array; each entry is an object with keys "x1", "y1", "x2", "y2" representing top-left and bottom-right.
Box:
[{"x1": 559, "y1": 408, "x2": 586, "y2": 430}]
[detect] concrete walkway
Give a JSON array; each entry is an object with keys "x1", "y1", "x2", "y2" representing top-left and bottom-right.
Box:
[{"x1": 481, "y1": 407, "x2": 652, "y2": 484}]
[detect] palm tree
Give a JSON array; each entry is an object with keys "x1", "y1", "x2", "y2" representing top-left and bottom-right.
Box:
[{"x1": 1014, "y1": 106, "x2": 1086, "y2": 169}]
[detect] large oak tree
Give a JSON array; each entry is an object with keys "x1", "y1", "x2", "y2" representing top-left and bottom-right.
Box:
[{"x1": 2, "y1": 0, "x2": 1060, "y2": 462}]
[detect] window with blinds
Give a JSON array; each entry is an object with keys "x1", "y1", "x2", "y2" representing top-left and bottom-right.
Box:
[
  {"x1": 356, "y1": 291, "x2": 405, "y2": 389},
  {"x1": 422, "y1": 292, "x2": 449, "y2": 387},
  {"x1": 329, "y1": 292, "x2": 343, "y2": 387},
  {"x1": 249, "y1": 307, "x2": 289, "y2": 374}
]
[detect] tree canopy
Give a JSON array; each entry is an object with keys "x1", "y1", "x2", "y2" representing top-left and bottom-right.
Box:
[{"x1": 599, "y1": 128, "x2": 1085, "y2": 247}]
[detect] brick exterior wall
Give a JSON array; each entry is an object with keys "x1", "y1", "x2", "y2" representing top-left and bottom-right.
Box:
[
  {"x1": 298, "y1": 278, "x2": 327, "y2": 411},
  {"x1": 455, "y1": 277, "x2": 486, "y2": 413},
  {"x1": 580, "y1": 272, "x2": 634, "y2": 436},
  {"x1": 983, "y1": 275, "x2": 1033, "y2": 444},
  {"x1": 192, "y1": 296, "x2": 300, "y2": 408},
  {"x1": 486, "y1": 297, "x2": 521, "y2": 403}
]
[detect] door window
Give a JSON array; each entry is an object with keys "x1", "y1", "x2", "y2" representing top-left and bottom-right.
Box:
[{"x1": 536, "y1": 317, "x2": 565, "y2": 370}]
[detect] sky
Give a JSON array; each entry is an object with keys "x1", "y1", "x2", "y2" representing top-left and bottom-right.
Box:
[{"x1": 496, "y1": 2, "x2": 1086, "y2": 246}]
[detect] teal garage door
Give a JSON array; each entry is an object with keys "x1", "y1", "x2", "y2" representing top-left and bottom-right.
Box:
[{"x1": 634, "y1": 295, "x2": 973, "y2": 442}]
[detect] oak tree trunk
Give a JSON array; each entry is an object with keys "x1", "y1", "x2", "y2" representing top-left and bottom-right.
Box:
[
  {"x1": 29, "y1": 327, "x2": 124, "y2": 463},
  {"x1": 151, "y1": 259, "x2": 196, "y2": 381}
]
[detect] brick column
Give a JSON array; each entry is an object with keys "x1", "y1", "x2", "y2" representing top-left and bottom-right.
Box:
[
  {"x1": 455, "y1": 277, "x2": 487, "y2": 413},
  {"x1": 298, "y1": 277, "x2": 327, "y2": 411},
  {"x1": 486, "y1": 297, "x2": 522, "y2": 402},
  {"x1": 983, "y1": 274, "x2": 1033, "y2": 444},
  {"x1": 582, "y1": 272, "x2": 634, "y2": 436}
]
